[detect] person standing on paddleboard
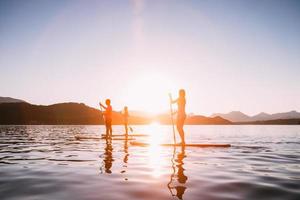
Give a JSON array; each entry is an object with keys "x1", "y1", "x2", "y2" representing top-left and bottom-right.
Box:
[
  {"x1": 123, "y1": 106, "x2": 129, "y2": 136},
  {"x1": 100, "y1": 99, "x2": 113, "y2": 138},
  {"x1": 171, "y1": 89, "x2": 186, "y2": 145}
]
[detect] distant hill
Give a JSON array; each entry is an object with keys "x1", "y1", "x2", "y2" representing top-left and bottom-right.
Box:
[
  {"x1": 156, "y1": 114, "x2": 232, "y2": 125},
  {"x1": 0, "y1": 97, "x2": 26, "y2": 104},
  {"x1": 0, "y1": 102, "x2": 104, "y2": 125},
  {"x1": 0, "y1": 102, "x2": 230, "y2": 125},
  {"x1": 211, "y1": 111, "x2": 251, "y2": 122},
  {"x1": 211, "y1": 111, "x2": 300, "y2": 122},
  {"x1": 185, "y1": 115, "x2": 232, "y2": 125},
  {"x1": 236, "y1": 118, "x2": 300, "y2": 125},
  {"x1": 251, "y1": 112, "x2": 270, "y2": 121},
  {"x1": 268, "y1": 111, "x2": 300, "y2": 120}
]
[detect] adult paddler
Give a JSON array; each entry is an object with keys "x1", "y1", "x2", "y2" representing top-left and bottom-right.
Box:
[{"x1": 170, "y1": 89, "x2": 186, "y2": 145}]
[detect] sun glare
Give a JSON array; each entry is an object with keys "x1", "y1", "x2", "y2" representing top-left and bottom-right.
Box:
[{"x1": 122, "y1": 71, "x2": 176, "y2": 114}]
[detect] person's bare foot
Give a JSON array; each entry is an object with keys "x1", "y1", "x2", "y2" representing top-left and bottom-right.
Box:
[{"x1": 176, "y1": 142, "x2": 185, "y2": 146}]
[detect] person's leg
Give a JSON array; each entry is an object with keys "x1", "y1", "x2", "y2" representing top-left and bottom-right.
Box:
[
  {"x1": 105, "y1": 121, "x2": 109, "y2": 137},
  {"x1": 176, "y1": 118, "x2": 185, "y2": 144},
  {"x1": 109, "y1": 120, "x2": 112, "y2": 136},
  {"x1": 178, "y1": 126, "x2": 185, "y2": 144},
  {"x1": 125, "y1": 123, "x2": 128, "y2": 136}
]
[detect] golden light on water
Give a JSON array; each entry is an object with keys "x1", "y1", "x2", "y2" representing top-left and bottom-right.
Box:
[
  {"x1": 146, "y1": 122, "x2": 168, "y2": 178},
  {"x1": 147, "y1": 122, "x2": 163, "y2": 146}
]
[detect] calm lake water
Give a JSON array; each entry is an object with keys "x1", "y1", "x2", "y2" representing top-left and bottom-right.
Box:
[{"x1": 0, "y1": 125, "x2": 299, "y2": 200}]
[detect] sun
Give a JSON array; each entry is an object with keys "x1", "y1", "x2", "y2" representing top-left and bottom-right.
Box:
[{"x1": 121, "y1": 71, "x2": 176, "y2": 114}]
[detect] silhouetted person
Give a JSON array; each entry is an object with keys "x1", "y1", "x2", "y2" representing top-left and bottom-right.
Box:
[
  {"x1": 171, "y1": 89, "x2": 186, "y2": 145},
  {"x1": 100, "y1": 99, "x2": 113, "y2": 137},
  {"x1": 123, "y1": 106, "x2": 129, "y2": 136}
]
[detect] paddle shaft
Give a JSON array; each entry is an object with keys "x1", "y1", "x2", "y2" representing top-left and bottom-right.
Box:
[
  {"x1": 99, "y1": 102, "x2": 105, "y2": 124},
  {"x1": 169, "y1": 94, "x2": 176, "y2": 144}
]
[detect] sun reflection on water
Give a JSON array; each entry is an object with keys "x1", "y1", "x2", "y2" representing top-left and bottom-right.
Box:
[{"x1": 146, "y1": 122, "x2": 168, "y2": 178}]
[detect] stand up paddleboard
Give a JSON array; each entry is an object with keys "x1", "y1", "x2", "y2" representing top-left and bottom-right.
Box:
[
  {"x1": 75, "y1": 135, "x2": 135, "y2": 141},
  {"x1": 130, "y1": 141, "x2": 231, "y2": 148},
  {"x1": 101, "y1": 134, "x2": 148, "y2": 137}
]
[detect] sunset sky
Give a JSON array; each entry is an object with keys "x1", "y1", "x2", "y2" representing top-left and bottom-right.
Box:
[{"x1": 1, "y1": 0, "x2": 300, "y2": 115}]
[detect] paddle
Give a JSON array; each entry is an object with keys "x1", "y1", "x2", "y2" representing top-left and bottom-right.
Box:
[
  {"x1": 168, "y1": 94, "x2": 177, "y2": 197},
  {"x1": 129, "y1": 126, "x2": 134, "y2": 133},
  {"x1": 99, "y1": 102, "x2": 106, "y2": 128},
  {"x1": 169, "y1": 93, "x2": 176, "y2": 144},
  {"x1": 99, "y1": 102, "x2": 104, "y2": 115}
]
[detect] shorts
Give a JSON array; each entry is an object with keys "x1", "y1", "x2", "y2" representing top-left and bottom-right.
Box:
[{"x1": 105, "y1": 118, "x2": 112, "y2": 128}]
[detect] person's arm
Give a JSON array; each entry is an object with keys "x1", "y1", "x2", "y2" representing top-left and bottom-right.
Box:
[
  {"x1": 99, "y1": 102, "x2": 107, "y2": 109},
  {"x1": 171, "y1": 98, "x2": 178, "y2": 104}
]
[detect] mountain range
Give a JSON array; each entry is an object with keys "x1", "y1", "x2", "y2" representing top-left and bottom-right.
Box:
[
  {"x1": 0, "y1": 97, "x2": 299, "y2": 125},
  {"x1": 211, "y1": 111, "x2": 300, "y2": 122},
  {"x1": 0, "y1": 102, "x2": 230, "y2": 125}
]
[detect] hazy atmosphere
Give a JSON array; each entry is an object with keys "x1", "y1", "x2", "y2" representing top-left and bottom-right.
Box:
[
  {"x1": 1, "y1": 0, "x2": 300, "y2": 115},
  {"x1": 1, "y1": 1, "x2": 300, "y2": 200}
]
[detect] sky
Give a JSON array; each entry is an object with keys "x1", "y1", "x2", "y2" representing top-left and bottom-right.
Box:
[{"x1": 0, "y1": 0, "x2": 300, "y2": 116}]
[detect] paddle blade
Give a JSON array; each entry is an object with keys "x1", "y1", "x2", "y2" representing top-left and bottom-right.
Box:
[{"x1": 168, "y1": 93, "x2": 173, "y2": 103}]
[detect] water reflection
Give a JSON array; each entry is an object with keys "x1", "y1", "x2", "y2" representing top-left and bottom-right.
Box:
[
  {"x1": 168, "y1": 146, "x2": 188, "y2": 200},
  {"x1": 122, "y1": 137, "x2": 129, "y2": 180},
  {"x1": 146, "y1": 123, "x2": 168, "y2": 178},
  {"x1": 1, "y1": 126, "x2": 300, "y2": 200},
  {"x1": 100, "y1": 137, "x2": 130, "y2": 178},
  {"x1": 100, "y1": 138, "x2": 114, "y2": 174},
  {"x1": 123, "y1": 138, "x2": 129, "y2": 166}
]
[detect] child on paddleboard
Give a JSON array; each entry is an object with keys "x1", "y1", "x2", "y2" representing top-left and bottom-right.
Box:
[{"x1": 123, "y1": 106, "x2": 129, "y2": 136}]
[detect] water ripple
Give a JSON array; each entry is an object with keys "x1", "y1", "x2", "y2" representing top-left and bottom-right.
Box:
[{"x1": 0, "y1": 125, "x2": 300, "y2": 200}]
